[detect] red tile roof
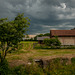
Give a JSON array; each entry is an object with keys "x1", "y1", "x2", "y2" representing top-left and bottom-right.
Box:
[{"x1": 50, "y1": 30, "x2": 75, "y2": 37}]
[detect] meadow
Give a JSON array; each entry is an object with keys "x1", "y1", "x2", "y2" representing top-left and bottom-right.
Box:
[
  {"x1": 6, "y1": 41, "x2": 75, "y2": 67},
  {"x1": 1, "y1": 41, "x2": 75, "y2": 75}
]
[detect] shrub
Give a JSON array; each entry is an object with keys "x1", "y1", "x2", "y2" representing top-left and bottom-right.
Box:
[
  {"x1": 43, "y1": 37, "x2": 61, "y2": 48},
  {"x1": 66, "y1": 46, "x2": 75, "y2": 49},
  {"x1": 71, "y1": 57, "x2": 75, "y2": 64},
  {"x1": 13, "y1": 64, "x2": 44, "y2": 75},
  {"x1": 43, "y1": 38, "x2": 51, "y2": 46},
  {"x1": 0, "y1": 59, "x2": 11, "y2": 75},
  {"x1": 44, "y1": 58, "x2": 75, "y2": 75},
  {"x1": 0, "y1": 58, "x2": 75, "y2": 75}
]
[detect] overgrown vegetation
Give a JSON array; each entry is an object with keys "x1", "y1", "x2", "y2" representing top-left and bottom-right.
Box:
[
  {"x1": 0, "y1": 57, "x2": 75, "y2": 75},
  {"x1": 0, "y1": 59, "x2": 11, "y2": 75},
  {"x1": 0, "y1": 41, "x2": 75, "y2": 74},
  {"x1": 43, "y1": 37, "x2": 61, "y2": 48},
  {"x1": 34, "y1": 43, "x2": 75, "y2": 49}
]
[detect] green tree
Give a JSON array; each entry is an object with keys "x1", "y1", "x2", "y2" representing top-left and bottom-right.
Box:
[
  {"x1": 43, "y1": 37, "x2": 61, "y2": 48},
  {"x1": 0, "y1": 13, "x2": 30, "y2": 63},
  {"x1": 43, "y1": 33, "x2": 50, "y2": 36},
  {"x1": 25, "y1": 34, "x2": 29, "y2": 38},
  {"x1": 37, "y1": 34, "x2": 43, "y2": 37},
  {"x1": 34, "y1": 36, "x2": 38, "y2": 41},
  {"x1": 34, "y1": 33, "x2": 50, "y2": 41}
]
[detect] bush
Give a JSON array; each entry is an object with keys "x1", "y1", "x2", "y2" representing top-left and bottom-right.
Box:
[
  {"x1": 71, "y1": 57, "x2": 75, "y2": 64},
  {"x1": 66, "y1": 46, "x2": 75, "y2": 49},
  {"x1": 43, "y1": 37, "x2": 61, "y2": 48},
  {"x1": 0, "y1": 59, "x2": 11, "y2": 75},
  {"x1": 13, "y1": 64, "x2": 44, "y2": 75},
  {"x1": 44, "y1": 58, "x2": 75, "y2": 75},
  {"x1": 1, "y1": 58, "x2": 75, "y2": 75}
]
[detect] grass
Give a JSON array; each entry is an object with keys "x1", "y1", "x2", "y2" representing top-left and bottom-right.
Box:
[
  {"x1": 1, "y1": 41, "x2": 75, "y2": 74},
  {"x1": 4, "y1": 41, "x2": 75, "y2": 66},
  {"x1": 9, "y1": 56, "x2": 21, "y2": 60},
  {"x1": 20, "y1": 41, "x2": 37, "y2": 50},
  {"x1": 1, "y1": 57, "x2": 75, "y2": 75}
]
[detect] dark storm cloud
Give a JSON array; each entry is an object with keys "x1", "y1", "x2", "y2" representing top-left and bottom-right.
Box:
[
  {"x1": 40, "y1": 0, "x2": 60, "y2": 6},
  {"x1": 0, "y1": 0, "x2": 75, "y2": 34}
]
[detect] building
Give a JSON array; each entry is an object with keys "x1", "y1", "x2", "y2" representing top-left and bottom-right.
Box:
[
  {"x1": 37, "y1": 36, "x2": 50, "y2": 44},
  {"x1": 50, "y1": 30, "x2": 75, "y2": 45}
]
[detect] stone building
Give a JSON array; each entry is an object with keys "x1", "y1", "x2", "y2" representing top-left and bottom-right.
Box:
[{"x1": 50, "y1": 30, "x2": 75, "y2": 45}]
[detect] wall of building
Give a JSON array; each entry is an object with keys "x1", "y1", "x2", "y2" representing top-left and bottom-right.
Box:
[{"x1": 58, "y1": 37, "x2": 75, "y2": 45}]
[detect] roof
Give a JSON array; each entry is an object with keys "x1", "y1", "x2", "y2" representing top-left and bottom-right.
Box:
[
  {"x1": 50, "y1": 30, "x2": 75, "y2": 37},
  {"x1": 37, "y1": 36, "x2": 50, "y2": 40}
]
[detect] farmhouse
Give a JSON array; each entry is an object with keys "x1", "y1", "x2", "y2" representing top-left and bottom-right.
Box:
[{"x1": 50, "y1": 30, "x2": 75, "y2": 45}]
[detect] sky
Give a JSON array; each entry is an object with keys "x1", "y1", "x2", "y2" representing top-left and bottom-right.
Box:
[{"x1": 0, "y1": 0, "x2": 75, "y2": 35}]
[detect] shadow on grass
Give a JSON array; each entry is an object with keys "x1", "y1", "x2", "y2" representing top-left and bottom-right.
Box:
[{"x1": 34, "y1": 44, "x2": 75, "y2": 50}]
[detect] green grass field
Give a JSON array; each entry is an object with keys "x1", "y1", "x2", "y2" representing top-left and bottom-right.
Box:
[{"x1": 5, "y1": 41, "x2": 75, "y2": 67}]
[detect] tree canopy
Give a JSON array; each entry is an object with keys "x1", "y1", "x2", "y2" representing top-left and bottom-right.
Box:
[
  {"x1": 34, "y1": 33, "x2": 50, "y2": 41},
  {"x1": 0, "y1": 13, "x2": 30, "y2": 62}
]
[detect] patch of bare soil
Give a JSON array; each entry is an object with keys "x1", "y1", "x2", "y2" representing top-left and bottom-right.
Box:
[{"x1": 8, "y1": 60, "x2": 28, "y2": 67}]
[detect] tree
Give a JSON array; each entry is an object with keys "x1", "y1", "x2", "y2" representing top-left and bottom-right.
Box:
[
  {"x1": 43, "y1": 33, "x2": 50, "y2": 36},
  {"x1": 34, "y1": 36, "x2": 37, "y2": 41},
  {"x1": 0, "y1": 13, "x2": 30, "y2": 63},
  {"x1": 37, "y1": 34, "x2": 43, "y2": 37},
  {"x1": 43, "y1": 37, "x2": 61, "y2": 48},
  {"x1": 25, "y1": 34, "x2": 29, "y2": 38}
]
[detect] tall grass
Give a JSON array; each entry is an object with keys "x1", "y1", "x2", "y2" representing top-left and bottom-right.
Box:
[
  {"x1": 21, "y1": 41, "x2": 37, "y2": 50},
  {"x1": 1, "y1": 57, "x2": 75, "y2": 75}
]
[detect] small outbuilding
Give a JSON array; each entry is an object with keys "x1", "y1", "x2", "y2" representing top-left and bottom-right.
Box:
[
  {"x1": 50, "y1": 30, "x2": 75, "y2": 45},
  {"x1": 37, "y1": 36, "x2": 50, "y2": 44}
]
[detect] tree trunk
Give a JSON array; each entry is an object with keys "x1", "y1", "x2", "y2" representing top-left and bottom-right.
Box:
[
  {"x1": 0, "y1": 42, "x2": 5, "y2": 63},
  {"x1": 0, "y1": 41, "x2": 9, "y2": 63}
]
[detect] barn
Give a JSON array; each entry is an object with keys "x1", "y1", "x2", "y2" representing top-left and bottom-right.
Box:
[{"x1": 50, "y1": 30, "x2": 75, "y2": 45}]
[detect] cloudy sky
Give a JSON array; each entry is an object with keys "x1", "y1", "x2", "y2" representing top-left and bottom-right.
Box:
[{"x1": 0, "y1": 0, "x2": 75, "y2": 35}]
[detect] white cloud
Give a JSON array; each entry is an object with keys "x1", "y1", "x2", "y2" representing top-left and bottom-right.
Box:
[{"x1": 61, "y1": 3, "x2": 66, "y2": 9}]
